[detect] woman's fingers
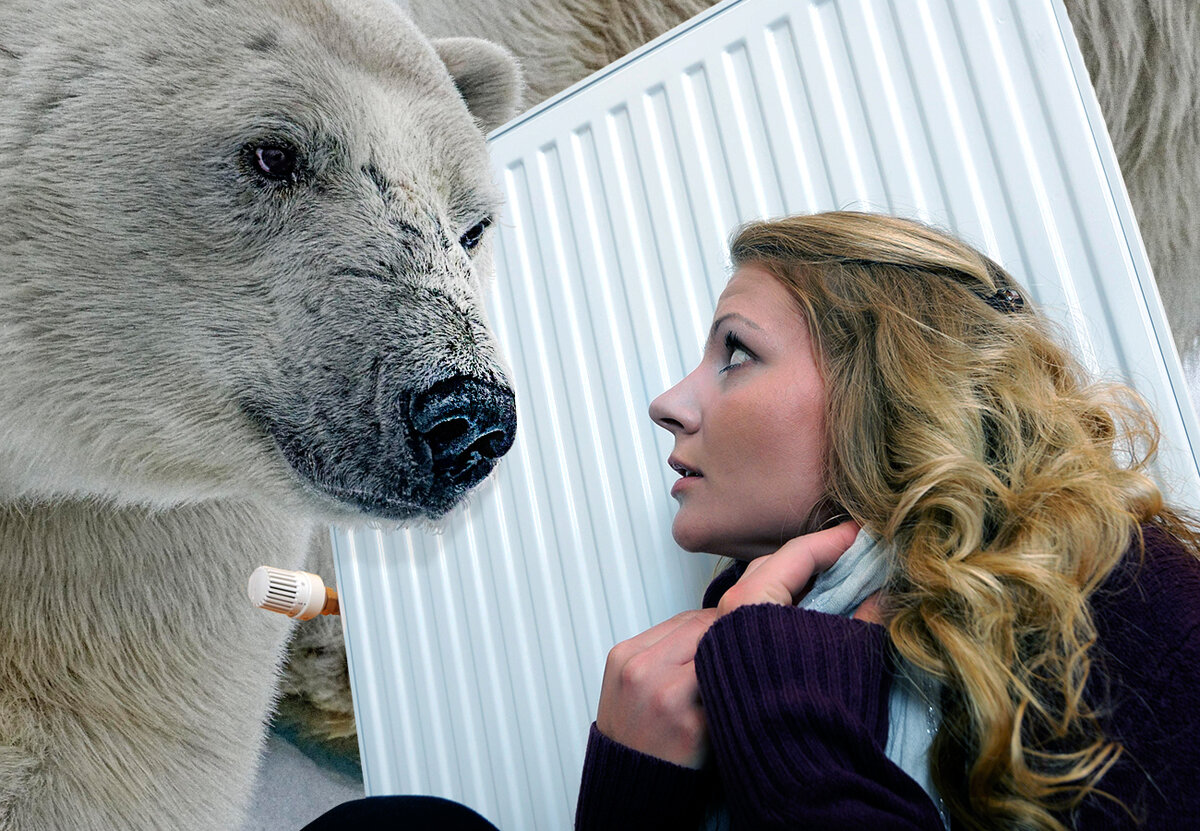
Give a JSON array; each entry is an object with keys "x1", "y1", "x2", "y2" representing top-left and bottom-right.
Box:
[
  {"x1": 718, "y1": 521, "x2": 860, "y2": 616},
  {"x1": 605, "y1": 608, "x2": 716, "y2": 665},
  {"x1": 605, "y1": 608, "x2": 719, "y2": 687},
  {"x1": 639, "y1": 608, "x2": 720, "y2": 665},
  {"x1": 597, "y1": 607, "x2": 719, "y2": 769}
]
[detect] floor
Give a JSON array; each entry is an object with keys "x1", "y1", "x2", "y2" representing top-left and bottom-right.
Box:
[{"x1": 240, "y1": 725, "x2": 365, "y2": 831}]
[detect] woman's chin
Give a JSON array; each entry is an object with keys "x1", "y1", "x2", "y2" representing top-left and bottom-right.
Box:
[
  {"x1": 670, "y1": 515, "x2": 710, "y2": 554},
  {"x1": 671, "y1": 520, "x2": 750, "y2": 560}
]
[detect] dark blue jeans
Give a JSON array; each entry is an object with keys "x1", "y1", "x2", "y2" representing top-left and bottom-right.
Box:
[{"x1": 301, "y1": 795, "x2": 500, "y2": 830}]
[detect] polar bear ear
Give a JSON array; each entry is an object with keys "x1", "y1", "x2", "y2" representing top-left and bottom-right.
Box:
[{"x1": 432, "y1": 37, "x2": 524, "y2": 133}]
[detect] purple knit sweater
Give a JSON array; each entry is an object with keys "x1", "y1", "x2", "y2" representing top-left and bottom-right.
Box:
[{"x1": 575, "y1": 527, "x2": 1200, "y2": 829}]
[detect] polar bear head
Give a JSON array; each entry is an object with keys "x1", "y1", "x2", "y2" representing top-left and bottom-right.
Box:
[{"x1": 0, "y1": 0, "x2": 524, "y2": 521}]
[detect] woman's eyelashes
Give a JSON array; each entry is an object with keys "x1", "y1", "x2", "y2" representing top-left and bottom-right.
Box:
[{"x1": 719, "y1": 331, "x2": 755, "y2": 373}]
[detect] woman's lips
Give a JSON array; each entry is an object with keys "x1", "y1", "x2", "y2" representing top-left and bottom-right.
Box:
[{"x1": 668, "y1": 457, "x2": 703, "y2": 497}]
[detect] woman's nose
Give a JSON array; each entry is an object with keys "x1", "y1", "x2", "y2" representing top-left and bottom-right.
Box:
[{"x1": 649, "y1": 373, "x2": 699, "y2": 434}]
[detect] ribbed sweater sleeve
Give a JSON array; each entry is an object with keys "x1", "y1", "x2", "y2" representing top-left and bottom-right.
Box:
[
  {"x1": 574, "y1": 722, "x2": 709, "y2": 831},
  {"x1": 694, "y1": 604, "x2": 941, "y2": 828}
]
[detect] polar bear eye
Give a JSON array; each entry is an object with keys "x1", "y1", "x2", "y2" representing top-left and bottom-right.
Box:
[
  {"x1": 252, "y1": 144, "x2": 298, "y2": 181},
  {"x1": 459, "y1": 217, "x2": 492, "y2": 252}
]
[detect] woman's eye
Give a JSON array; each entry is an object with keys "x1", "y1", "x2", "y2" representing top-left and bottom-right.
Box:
[
  {"x1": 721, "y1": 347, "x2": 752, "y2": 373},
  {"x1": 459, "y1": 218, "x2": 492, "y2": 251},
  {"x1": 251, "y1": 144, "x2": 298, "y2": 181}
]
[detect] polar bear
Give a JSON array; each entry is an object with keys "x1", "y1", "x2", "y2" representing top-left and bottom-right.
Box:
[
  {"x1": 403, "y1": 0, "x2": 1200, "y2": 412},
  {"x1": 0, "y1": 0, "x2": 522, "y2": 828}
]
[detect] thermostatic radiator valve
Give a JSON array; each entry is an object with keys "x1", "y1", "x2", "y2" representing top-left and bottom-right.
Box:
[{"x1": 248, "y1": 566, "x2": 340, "y2": 620}]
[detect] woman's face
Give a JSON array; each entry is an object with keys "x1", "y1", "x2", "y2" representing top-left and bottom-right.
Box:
[{"x1": 650, "y1": 264, "x2": 829, "y2": 560}]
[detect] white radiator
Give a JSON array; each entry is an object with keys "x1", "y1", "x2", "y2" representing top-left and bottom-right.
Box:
[{"x1": 332, "y1": 1, "x2": 1200, "y2": 828}]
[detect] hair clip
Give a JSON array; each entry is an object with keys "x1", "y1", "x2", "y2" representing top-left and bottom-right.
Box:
[{"x1": 984, "y1": 287, "x2": 1024, "y2": 314}]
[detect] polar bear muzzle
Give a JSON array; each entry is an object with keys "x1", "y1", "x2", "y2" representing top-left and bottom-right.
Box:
[{"x1": 253, "y1": 372, "x2": 516, "y2": 520}]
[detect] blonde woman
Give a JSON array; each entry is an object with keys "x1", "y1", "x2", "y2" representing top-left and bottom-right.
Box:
[{"x1": 576, "y1": 212, "x2": 1200, "y2": 830}]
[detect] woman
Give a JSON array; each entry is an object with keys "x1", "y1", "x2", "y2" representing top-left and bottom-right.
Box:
[{"x1": 575, "y1": 212, "x2": 1200, "y2": 830}]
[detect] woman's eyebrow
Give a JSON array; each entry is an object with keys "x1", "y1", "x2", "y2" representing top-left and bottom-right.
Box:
[{"x1": 707, "y1": 312, "x2": 763, "y2": 346}]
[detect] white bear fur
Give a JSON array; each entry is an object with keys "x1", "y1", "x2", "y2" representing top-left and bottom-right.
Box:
[
  {"x1": 405, "y1": 0, "x2": 1200, "y2": 412},
  {"x1": 0, "y1": 0, "x2": 521, "y2": 827}
]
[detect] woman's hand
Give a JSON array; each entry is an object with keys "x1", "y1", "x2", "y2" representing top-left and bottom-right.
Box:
[
  {"x1": 595, "y1": 521, "x2": 881, "y2": 769},
  {"x1": 717, "y1": 521, "x2": 883, "y2": 623},
  {"x1": 596, "y1": 608, "x2": 719, "y2": 769}
]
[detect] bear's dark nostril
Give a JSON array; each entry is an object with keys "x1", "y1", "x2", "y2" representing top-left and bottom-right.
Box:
[
  {"x1": 425, "y1": 416, "x2": 470, "y2": 451},
  {"x1": 467, "y1": 428, "x2": 507, "y2": 459}
]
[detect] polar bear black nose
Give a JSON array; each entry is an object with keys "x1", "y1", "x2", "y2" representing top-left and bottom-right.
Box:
[{"x1": 409, "y1": 376, "x2": 517, "y2": 490}]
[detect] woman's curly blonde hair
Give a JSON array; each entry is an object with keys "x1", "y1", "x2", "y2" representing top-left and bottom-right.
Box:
[{"x1": 729, "y1": 211, "x2": 1199, "y2": 830}]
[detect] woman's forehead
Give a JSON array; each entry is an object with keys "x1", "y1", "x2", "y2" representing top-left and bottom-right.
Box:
[
  {"x1": 715, "y1": 264, "x2": 796, "y2": 318},
  {"x1": 718, "y1": 263, "x2": 775, "y2": 300}
]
